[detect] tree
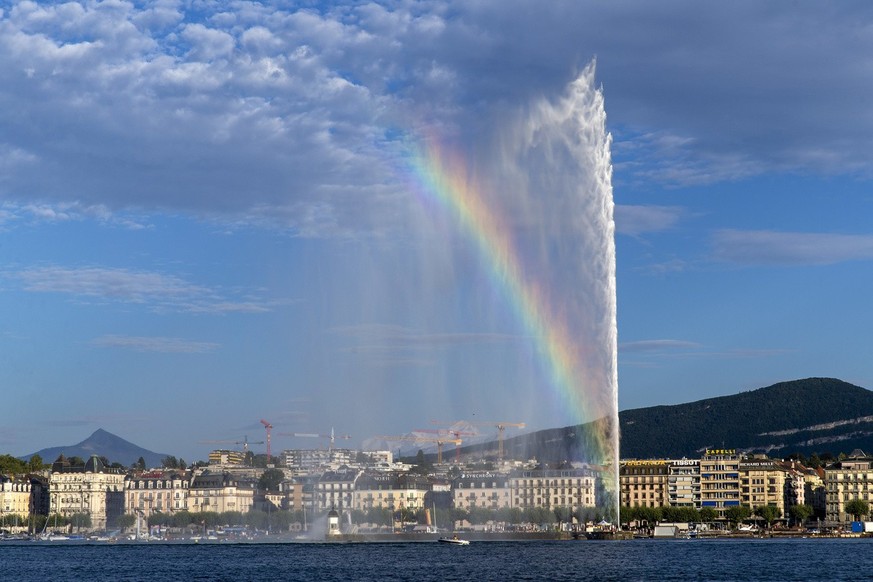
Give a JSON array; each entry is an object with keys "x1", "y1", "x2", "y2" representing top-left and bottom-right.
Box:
[
  {"x1": 789, "y1": 504, "x2": 813, "y2": 527},
  {"x1": 754, "y1": 505, "x2": 781, "y2": 528},
  {"x1": 27, "y1": 454, "x2": 45, "y2": 472},
  {"x1": 70, "y1": 512, "x2": 92, "y2": 530},
  {"x1": 220, "y1": 511, "x2": 244, "y2": 526},
  {"x1": 553, "y1": 506, "x2": 573, "y2": 525},
  {"x1": 245, "y1": 510, "x2": 269, "y2": 530},
  {"x1": 636, "y1": 506, "x2": 662, "y2": 526},
  {"x1": 116, "y1": 514, "x2": 136, "y2": 530},
  {"x1": 450, "y1": 507, "x2": 469, "y2": 528},
  {"x1": 699, "y1": 507, "x2": 718, "y2": 523},
  {"x1": 845, "y1": 499, "x2": 870, "y2": 521},
  {"x1": 724, "y1": 505, "x2": 752, "y2": 529},
  {"x1": 135, "y1": 457, "x2": 146, "y2": 471},
  {"x1": 162, "y1": 456, "x2": 179, "y2": 469},
  {"x1": 0, "y1": 454, "x2": 28, "y2": 475},
  {"x1": 467, "y1": 506, "x2": 494, "y2": 525},
  {"x1": 366, "y1": 507, "x2": 392, "y2": 527},
  {"x1": 258, "y1": 468, "x2": 285, "y2": 492}
]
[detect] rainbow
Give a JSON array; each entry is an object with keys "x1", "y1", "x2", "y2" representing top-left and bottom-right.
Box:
[{"x1": 408, "y1": 140, "x2": 612, "y2": 462}]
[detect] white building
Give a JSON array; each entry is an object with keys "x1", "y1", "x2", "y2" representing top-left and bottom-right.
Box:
[
  {"x1": 453, "y1": 472, "x2": 511, "y2": 511},
  {"x1": 49, "y1": 455, "x2": 125, "y2": 530}
]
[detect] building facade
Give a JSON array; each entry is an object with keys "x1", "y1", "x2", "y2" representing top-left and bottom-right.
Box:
[
  {"x1": 49, "y1": 455, "x2": 125, "y2": 530},
  {"x1": 824, "y1": 450, "x2": 873, "y2": 524},
  {"x1": 0, "y1": 475, "x2": 32, "y2": 525},
  {"x1": 124, "y1": 471, "x2": 189, "y2": 519},
  {"x1": 700, "y1": 448, "x2": 741, "y2": 518},
  {"x1": 187, "y1": 471, "x2": 255, "y2": 514},
  {"x1": 509, "y1": 468, "x2": 596, "y2": 510},
  {"x1": 739, "y1": 458, "x2": 786, "y2": 514},
  {"x1": 668, "y1": 459, "x2": 700, "y2": 508},
  {"x1": 452, "y1": 473, "x2": 511, "y2": 511},
  {"x1": 620, "y1": 461, "x2": 669, "y2": 508},
  {"x1": 315, "y1": 470, "x2": 361, "y2": 511},
  {"x1": 352, "y1": 472, "x2": 430, "y2": 514}
]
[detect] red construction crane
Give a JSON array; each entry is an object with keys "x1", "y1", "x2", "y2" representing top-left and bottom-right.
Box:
[{"x1": 260, "y1": 419, "x2": 273, "y2": 460}]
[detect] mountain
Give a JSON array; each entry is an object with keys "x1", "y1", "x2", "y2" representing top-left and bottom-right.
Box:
[
  {"x1": 22, "y1": 429, "x2": 170, "y2": 469},
  {"x1": 458, "y1": 378, "x2": 873, "y2": 462}
]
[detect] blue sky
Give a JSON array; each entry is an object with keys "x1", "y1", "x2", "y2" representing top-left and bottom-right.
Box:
[{"x1": 2, "y1": 1, "x2": 872, "y2": 461}]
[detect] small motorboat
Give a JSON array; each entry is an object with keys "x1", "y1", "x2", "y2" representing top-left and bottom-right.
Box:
[{"x1": 438, "y1": 536, "x2": 470, "y2": 545}]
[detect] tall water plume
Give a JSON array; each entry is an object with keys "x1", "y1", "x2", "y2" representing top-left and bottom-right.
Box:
[{"x1": 404, "y1": 61, "x2": 619, "y2": 521}]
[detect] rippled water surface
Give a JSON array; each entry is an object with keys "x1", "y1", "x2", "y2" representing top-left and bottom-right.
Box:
[{"x1": 1, "y1": 538, "x2": 868, "y2": 581}]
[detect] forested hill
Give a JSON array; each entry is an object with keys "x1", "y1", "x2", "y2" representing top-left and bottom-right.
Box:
[
  {"x1": 475, "y1": 378, "x2": 873, "y2": 462},
  {"x1": 617, "y1": 377, "x2": 873, "y2": 459}
]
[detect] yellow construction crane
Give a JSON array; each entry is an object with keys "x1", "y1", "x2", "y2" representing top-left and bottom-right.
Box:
[
  {"x1": 432, "y1": 420, "x2": 525, "y2": 461},
  {"x1": 416, "y1": 428, "x2": 476, "y2": 463},
  {"x1": 375, "y1": 435, "x2": 461, "y2": 464}
]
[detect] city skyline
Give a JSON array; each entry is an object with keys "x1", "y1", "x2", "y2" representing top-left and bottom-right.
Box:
[{"x1": 2, "y1": 2, "x2": 873, "y2": 461}]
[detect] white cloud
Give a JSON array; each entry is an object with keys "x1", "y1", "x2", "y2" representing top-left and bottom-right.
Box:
[
  {"x1": 181, "y1": 23, "x2": 235, "y2": 61},
  {"x1": 8, "y1": 265, "x2": 276, "y2": 313},
  {"x1": 619, "y1": 339, "x2": 701, "y2": 353},
  {"x1": 614, "y1": 204, "x2": 682, "y2": 236},
  {"x1": 712, "y1": 230, "x2": 873, "y2": 266},
  {"x1": 91, "y1": 334, "x2": 219, "y2": 353},
  {"x1": 1, "y1": 1, "x2": 873, "y2": 235}
]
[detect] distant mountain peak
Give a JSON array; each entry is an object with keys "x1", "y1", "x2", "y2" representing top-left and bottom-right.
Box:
[{"x1": 22, "y1": 429, "x2": 171, "y2": 469}]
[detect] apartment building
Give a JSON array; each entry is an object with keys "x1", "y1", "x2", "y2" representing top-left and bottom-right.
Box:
[
  {"x1": 315, "y1": 469, "x2": 361, "y2": 511},
  {"x1": 453, "y1": 472, "x2": 511, "y2": 511},
  {"x1": 824, "y1": 450, "x2": 873, "y2": 523},
  {"x1": 620, "y1": 461, "x2": 669, "y2": 508},
  {"x1": 0, "y1": 475, "x2": 32, "y2": 523},
  {"x1": 700, "y1": 448, "x2": 741, "y2": 518},
  {"x1": 668, "y1": 459, "x2": 700, "y2": 508},
  {"x1": 49, "y1": 455, "x2": 125, "y2": 530},
  {"x1": 739, "y1": 458, "x2": 786, "y2": 513},
  {"x1": 187, "y1": 470, "x2": 255, "y2": 514},
  {"x1": 509, "y1": 468, "x2": 596, "y2": 510},
  {"x1": 124, "y1": 471, "x2": 189, "y2": 519},
  {"x1": 352, "y1": 472, "x2": 430, "y2": 513}
]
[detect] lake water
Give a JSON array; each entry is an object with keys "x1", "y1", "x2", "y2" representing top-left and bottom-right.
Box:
[{"x1": 1, "y1": 538, "x2": 868, "y2": 581}]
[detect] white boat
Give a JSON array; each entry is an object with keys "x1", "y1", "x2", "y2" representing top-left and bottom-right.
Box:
[{"x1": 438, "y1": 536, "x2": 470, "y2": 545}]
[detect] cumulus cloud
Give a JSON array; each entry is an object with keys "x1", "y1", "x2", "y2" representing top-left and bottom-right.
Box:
[
  {"x1": 1, "y1": 1, "x2": 872, "y2": 235},
  {"x1": 712, "y1": 230, "x2": 873, "y2": 266}
]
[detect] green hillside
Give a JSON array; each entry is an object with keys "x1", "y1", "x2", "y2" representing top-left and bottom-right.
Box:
[
  {"x1": 618, "y1": 377, "x2": 873, "y2": 458},
  {"x1": 463, "y1": 378, "x2": 873, "y2": 462}
]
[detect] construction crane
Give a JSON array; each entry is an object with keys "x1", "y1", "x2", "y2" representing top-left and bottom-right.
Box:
[
  {"x1": 415, "y1": 428, "x2": 476, "y2": 463},
  {"x1": 260, "y1": 419, "x2": 273, "y2": 460},
  {"x1": 277, "y1": 428, "x2": 351, "y2": 451},
  {"x1": 433, "y1": 420, "x2": 525, "y2": 461},
  {"x1": 198, "y1": 435, "x2": 264, "y2": 453},
  {"x1": 376, "y1": 435, "x2": 461, "y2": 464}
]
